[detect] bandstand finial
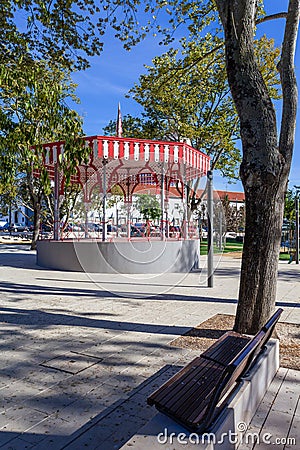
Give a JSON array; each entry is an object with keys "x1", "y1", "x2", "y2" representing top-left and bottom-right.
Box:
[{"x1": 116, "y1": 102, "x2": 122, "y2": 137}]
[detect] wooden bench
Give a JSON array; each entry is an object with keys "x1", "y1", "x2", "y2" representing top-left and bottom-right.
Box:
[{"x1": 147, "y1": 308, "x2": 283, "y2": 433}]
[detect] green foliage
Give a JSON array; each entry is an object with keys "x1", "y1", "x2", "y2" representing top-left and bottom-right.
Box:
[
  {"x1": 128, "y1": 32, "x2": 280, "y2": 180},
  {"x1": 129, "y1": 35, "x2": 239, "y2": 178},
  {"x1": 0, "y1": 58, "x2": 87, "y2": 246},
  {"x1": 1, "y1": 1, "x2": 104, "y2": 70},
  {"x1": 135, "y1": 194, "x2": 161, "y2": 221},
  {"x1": 284, "y1": 189, "x2": 296, "y2": 222},
  {"x1": 102, "y1": 114, "x2": 158, "y2": 139},
  {"x1": 254, "y1": 35, "x2": 281, "y2": 100},
  {"x1": 2, "y1": 0, "x2": 200, "y2": 70},
  {"x1": 0, "y1": 60, "x2": 84, "y2": 187}
]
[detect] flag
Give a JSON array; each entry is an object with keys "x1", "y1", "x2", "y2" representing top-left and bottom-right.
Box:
[{"x1": 116, "y1": 102, "x2": 122, "y2": 137}]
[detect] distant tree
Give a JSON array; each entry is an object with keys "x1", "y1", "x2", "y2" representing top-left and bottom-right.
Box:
[
  {"x1": 0, "y1": 60, "x2": 84, "y2": 248},
  {"x1": 129, "y1": 35, "x2": 280, "y2": 180},
  {"x1": 220, "y1": 196, "x2": 246, "y2": 233},
  {"x1": 284, "y1": 189, "x2": 296, "y2": 222},
  {"x1": 282, "y1": 189, "x2": 296, "y2": 248},
  {"x1": 103, "y1": 114, "x2": 159, "y2": 139},
  {"x1": 1, "y1": 1, "x2": 107, "y2": 70},
  {"x1": 135, "y1": 194, "x2": 161, "y2": 221}
]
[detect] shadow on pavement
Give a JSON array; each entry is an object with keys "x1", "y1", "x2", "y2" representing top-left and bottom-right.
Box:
[
  {"x1": 0, "y1": 364, "x2": 183, "y2": 450},
  {"x1": 0, "y1": 247, "x2": 38, "y2": 270}
]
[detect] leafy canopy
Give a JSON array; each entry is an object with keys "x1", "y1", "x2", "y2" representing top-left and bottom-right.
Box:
[
  {"x1": 130, "y1": 33, "x2": 280, "y2": 178},
  {"x1": 104, "y1": 30, "x2": 280, "y2": 181},
  {"x1": 1, "y1": 1, "x2": 270, "y2": 70},
  {"x1": 0, "y1": 60, "x2": 85, "y2": 189}
]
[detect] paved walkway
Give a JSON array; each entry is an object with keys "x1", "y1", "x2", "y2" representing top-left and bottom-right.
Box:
[
  {"x1": 238, "y1": 367, "x2": 299, "y2": 450},
  {"x1": 0, "y1": 244, "x2": 299, "y2": 449}
]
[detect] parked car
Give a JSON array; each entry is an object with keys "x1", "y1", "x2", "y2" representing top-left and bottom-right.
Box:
[
  {"x1": 65, "y1": 223, "x2": 83, "y2": 232},
  {"x1": 9, "y1": 223, "x2": 28, "y2": 232},
  {"x1": 86, "y1": 222, "x2": 102, "y2": 232},
  {"x1": 107, "y1": 224, "x2": 117, "y2": 233},
  {"x1": 0, "y1": 222, "x2": 9, "y2": 231},
  {"x1": 41, "y1": 223, "x2": 53, "y2": 232},
  {"x1": 133, "y1": 222, "x2": 146, "y2": 229},
  {"x1": 225, "y1": 231, "x2": 237, "y2": 239},
  {"x1": 131, "y1": 224, "x2": 145, "y2": 237}
]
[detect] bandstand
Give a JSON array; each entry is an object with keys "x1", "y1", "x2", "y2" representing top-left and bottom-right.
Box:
[{"x1": 36, "y1": 135, "x2": 210, "y2": 273}]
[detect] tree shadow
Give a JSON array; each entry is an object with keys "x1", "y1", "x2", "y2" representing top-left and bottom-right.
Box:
[
  {"x1": 0, "y1": 363, "x2": 183, "y2": 449},
  {"x1": 0, "y1": 246, "x2": 38, "y2": 269},
  {"x1": 0, "y1": 278, "x2": 238, "y2": 303},
  {"x1": 0, "y1": 304, "x2": 192, "y2": 335}
]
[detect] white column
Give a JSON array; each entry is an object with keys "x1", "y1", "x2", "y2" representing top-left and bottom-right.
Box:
[
  {"x1": 182, "y1": 167, "x2": 189, "y2": 240},
  {"x1": 160, "y1": 171, "x2": 165, "y2": 240},
  {"x1": 102, "y1": 161, "x2": 107, "y2": 242}
]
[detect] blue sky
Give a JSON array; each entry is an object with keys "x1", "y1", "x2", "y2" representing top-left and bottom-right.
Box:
[{"x1": 71, "y1": 1, "x2": 300, "y2": 192}]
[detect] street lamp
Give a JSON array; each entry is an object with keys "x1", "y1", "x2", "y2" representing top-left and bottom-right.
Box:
[
  {"x1": 207, "y1": 170, "x2": 214, "y2": 287},
  {"x1": 294, "y1": 185, "x2": 300, "y2": 264}
]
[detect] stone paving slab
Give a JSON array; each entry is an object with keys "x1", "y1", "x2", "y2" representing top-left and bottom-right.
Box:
[
  {"x1": 0, "y1": 245, "x2": 299, "y2": 449},
  {"x1": 237, "y1": 368, "x2": 299, "y2": 450}
]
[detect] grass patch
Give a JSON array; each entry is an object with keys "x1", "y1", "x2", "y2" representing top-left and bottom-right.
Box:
[
  {"x1": 200, "y1": 239, "x2": 243, "y2": 255},
  {"x1": 200, "y1": 241, "x2": 296, "y2": 261},
  {"x1": 279, "y1": 252, "x2": 293, "y2": 261}
]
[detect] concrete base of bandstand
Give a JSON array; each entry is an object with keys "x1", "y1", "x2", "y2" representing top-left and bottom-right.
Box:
[{"x1": 36, "y1": 239, "x2": 200, "y2": 273}]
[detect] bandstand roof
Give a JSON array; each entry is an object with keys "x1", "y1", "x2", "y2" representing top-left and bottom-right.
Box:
[{"x1": 35, "y1": 135, "x2": 210, "y2": 201}]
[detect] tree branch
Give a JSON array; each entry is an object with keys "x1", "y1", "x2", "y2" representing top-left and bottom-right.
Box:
[
  {"x1": 256, "y1": 12, "x2": 288, "y2": 25},
  {"x1": 278, "y1": 0, "x2": 299, "y2": 163}
]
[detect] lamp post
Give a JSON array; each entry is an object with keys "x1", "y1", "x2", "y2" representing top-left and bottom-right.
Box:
[
  {"x1": 207, "y1": 170, "x2": 214, "y2": 287},
  {"x1": 294, "y1": 185, "x2": 300, "y2": 264}
]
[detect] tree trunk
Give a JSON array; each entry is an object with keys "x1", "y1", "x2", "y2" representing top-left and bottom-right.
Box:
[
  {"x1": 215, "y1": 0, "x2": 299, "y2": 333},
  {"x1": 31, "y1": 202, "x2": 41, "y2": 250},
  {"x1": 236, "y1": 181, "x2": 287, "y2": 333}
]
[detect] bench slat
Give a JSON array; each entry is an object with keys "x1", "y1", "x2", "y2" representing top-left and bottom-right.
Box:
[
  {"x1": 202, "y1": 332, "x2": 251, "y2": 365},
  {"x1": 151, "y1": 360, "x2": 225, "y2": 426},
  {"x1": 149, "y1": 358, "x2": 218, "y2": 406},
  {"x1": 172, "y1": 362, "x2": 225, "y2": 412},
  {"x1": 177, "y1": 364, "x2": 225, "y2": 422}
]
